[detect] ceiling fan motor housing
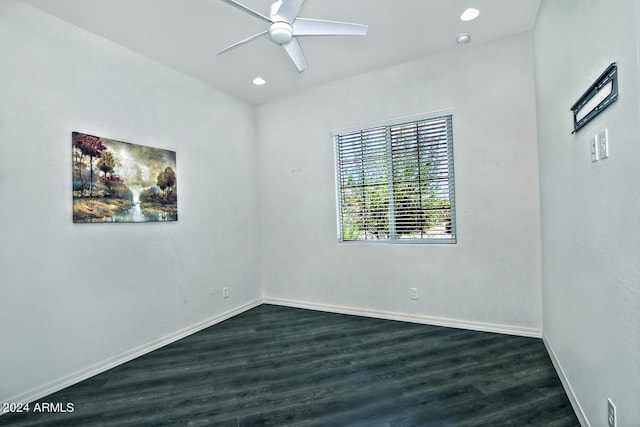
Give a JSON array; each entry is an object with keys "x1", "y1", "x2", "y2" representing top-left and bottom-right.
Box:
[{"x1": 269, "y1": 21, "x2": 293, "y2": 44}]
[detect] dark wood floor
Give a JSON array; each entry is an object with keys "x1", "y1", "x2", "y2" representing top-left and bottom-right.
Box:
[{"x1": 1, "y1": 304, "x2": 579, "y2": 426}]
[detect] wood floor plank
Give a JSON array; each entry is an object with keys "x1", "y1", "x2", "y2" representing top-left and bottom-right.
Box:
[{"x1": 1, "y1": 304, "x2": 579, "y2": 426}]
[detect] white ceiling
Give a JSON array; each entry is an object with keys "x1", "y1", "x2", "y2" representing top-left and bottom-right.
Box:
[{"x1": 21, "y1": 0, "x2": 541, "y2": 105}]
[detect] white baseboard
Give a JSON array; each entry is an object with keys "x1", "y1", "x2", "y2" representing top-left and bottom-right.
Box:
[
  {"x1": 263, "y1": 298, "x2": 543, "y2": 338},
  {"x1": 542, "y1": 333, "x2": 589, "y2": 427},
  {"x1": 3, "y1": 299, "x2": 262, "y2": 408}
]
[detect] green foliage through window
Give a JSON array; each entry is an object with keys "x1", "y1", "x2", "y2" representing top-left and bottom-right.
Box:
[{"x1": 335, "y1": 114, "x2": 456, "y2": 242}]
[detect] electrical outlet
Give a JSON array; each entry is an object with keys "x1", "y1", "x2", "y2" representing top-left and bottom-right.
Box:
[
  {"x1": 608, "y1": 398, "x2": 616, "y2": 427},
  {"x1": 410, "y1": 288, "x2": 418, "y2": 300},
  {"x1": 223, "y1": 287, "x2": 229, "y2": 299},
  {"x1": 599, "y1": 128, "x2": 609, "y2": 159}
]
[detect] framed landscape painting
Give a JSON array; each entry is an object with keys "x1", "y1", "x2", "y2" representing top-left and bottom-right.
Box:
[{"x1": 72, "y1": 132, "x2": 177, "y2": 223}]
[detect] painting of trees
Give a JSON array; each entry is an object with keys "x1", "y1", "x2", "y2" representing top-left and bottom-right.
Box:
[
  {"x1": 156, "y1": 167, "x2": 177, "y2": 203},
  {"x1": 98, "y1": 151, "x2": 115, "y2": 179},
  {"x1": 73, "y1": 132, "x2": 106, "y2": 196},
  {"x1": 72, "y1": 132, "x2": 177, "y2": 223}
]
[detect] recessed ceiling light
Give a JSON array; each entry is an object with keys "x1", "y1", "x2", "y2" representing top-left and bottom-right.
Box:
[
  {"x1": 252, "y1": 77, "x2": 266, "y2": 86},
  {"x1": 460, "y1": 8, "x2": 480, "y2": 21},
  {"x1": 457, "y1": 33, "x2": 471, "y2": 44}
]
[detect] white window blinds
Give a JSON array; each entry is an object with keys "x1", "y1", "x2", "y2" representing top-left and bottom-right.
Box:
[{"x1": 335, "y1": 114, "x2": 456, "y2": 242}]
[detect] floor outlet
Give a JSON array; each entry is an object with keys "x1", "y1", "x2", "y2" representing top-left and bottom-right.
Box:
[
  {"x1": 223, "y1": 287, "x2": 229, "y2": 299},
  {"x1": 410, "y1": 288, "x2": 418, "y2": 300},
  {"x1": 608, "y1": 398, "x2": 616, "y2": 427}
]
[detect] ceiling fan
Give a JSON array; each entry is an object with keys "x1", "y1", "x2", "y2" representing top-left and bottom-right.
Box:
[{"x1": 218, "y1": 0, "x2": 368, "y2": 72}]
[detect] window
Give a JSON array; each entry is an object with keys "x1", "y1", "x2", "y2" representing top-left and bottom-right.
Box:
[{"x1": 334, "y1": 113, "x2": 456, "y2": 243}]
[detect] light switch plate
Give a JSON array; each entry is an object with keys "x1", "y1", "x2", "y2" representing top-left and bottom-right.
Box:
[
  {"x1": 591, "y1": 136, "x2": 599, "y2": 162},
  {"x1": 599, "y1": 128, "x2": 609, "y2": 159}
]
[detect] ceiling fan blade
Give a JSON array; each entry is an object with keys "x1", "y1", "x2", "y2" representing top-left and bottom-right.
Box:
[
  {"x1": 283, "y1": 38, "x2": 308, "y2": 72},
  {"x1": 293, "y1": 18, "x2": 368, "y2": 36},
  {"x1": 272, "y1": 0, "x2": 305, "y2": 23},
  {"x1": 220, "y1": 0, "x2": 272, "y2": 23},
  {"x1": 217, "y1": 30, "x2": 269, "y2": 55}
]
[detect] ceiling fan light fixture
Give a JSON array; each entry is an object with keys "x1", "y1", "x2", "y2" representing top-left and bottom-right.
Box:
[
  {"x1": 460, "y1": 8, "x2": 480, "y2": 21},
  {"x1": 269, "y1": 22, "x2": 293, "y2": 45},
  {"x1": 252, "y1": 77, "x2": 266, "y2": 86}
]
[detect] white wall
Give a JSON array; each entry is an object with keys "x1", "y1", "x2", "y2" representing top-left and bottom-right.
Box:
[
  {"x1": 534, "y1": 0, "x2": 640, "y2": 425},
  {"x1": 10, "y1": 2, "x2": 636, "y2": 421},
  {"x1": 0, "y1": 1, "x2": 260, "y2": 403},
  {"x1": 257, "y1": 32, "x2": 543, "y2": 336}
]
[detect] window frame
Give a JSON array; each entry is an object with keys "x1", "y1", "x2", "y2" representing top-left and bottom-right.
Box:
[{"x1": 333, "y1": 110, "x2": 457, "y2": 244}]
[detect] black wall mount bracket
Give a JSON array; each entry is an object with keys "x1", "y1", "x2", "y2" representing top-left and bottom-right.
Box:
[{"x1": 571, "y1": 62, "x2": 618, "y2": 134}]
